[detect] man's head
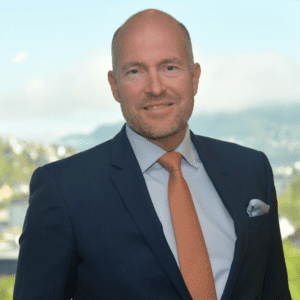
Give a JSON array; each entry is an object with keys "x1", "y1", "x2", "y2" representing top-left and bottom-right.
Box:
[
  {"x1": 108, "y1": 9, "x2": 201, "y2": 150},
  {"x1": 111, "y1": 12, "x2": 195, "y2": 78}
]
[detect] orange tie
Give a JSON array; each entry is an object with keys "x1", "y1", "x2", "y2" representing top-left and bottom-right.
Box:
[{"x1": 158, "y1": 152, "x2": 217, "y2": 300}]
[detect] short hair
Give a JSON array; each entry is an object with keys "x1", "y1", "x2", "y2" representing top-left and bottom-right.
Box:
[{"x1": 111, "y1": 15, "x2": 194, "y2": 77}]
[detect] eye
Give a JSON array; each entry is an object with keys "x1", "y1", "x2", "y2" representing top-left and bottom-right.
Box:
[
  {"x1": 128, "y1": 69, "x2": 138, "y2": 74},
  {"x1": 166, "y1": 66, "x2": 177, "y2": 71}
]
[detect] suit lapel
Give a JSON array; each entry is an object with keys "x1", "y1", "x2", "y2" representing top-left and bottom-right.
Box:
[
  {"x1": 110, "y1": 125, "x2": 193, "y2": 300},
  {"x1": 190, "y1": 131, "x2": 249, "y2": 299},
  {"x1": 109, "y1": 125, "x2": 249, "y2": 300}
]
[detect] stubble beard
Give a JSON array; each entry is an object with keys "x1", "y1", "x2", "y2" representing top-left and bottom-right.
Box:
[
  {"x1": 131, "y1": 118, "x2": 185, "y2": 141},
  {"x1": 123, "y1": 104, "x2": 193, "y2": 142}
]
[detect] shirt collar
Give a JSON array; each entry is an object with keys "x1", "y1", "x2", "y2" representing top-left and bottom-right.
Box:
[{"x1": 125, "y1": 123, "x2": 197, "y2": 173}]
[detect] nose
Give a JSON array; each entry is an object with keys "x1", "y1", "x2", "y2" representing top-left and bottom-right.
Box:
[{"x1": 144, "y1": 69, "x2": 166, "y2": 97}]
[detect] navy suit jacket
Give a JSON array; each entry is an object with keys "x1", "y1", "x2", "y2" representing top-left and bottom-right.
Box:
[{"x1": 14, "y1": 124, "x2": 291, "y2": 299}]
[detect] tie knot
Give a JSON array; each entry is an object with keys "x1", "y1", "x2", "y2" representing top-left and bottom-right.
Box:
[{"x1": 157, "y1": 152, "x2": 182, "y2": 173}]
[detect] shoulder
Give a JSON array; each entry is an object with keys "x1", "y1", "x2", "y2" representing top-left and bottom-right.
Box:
[
  {"x1": 192, "y1": 133, "x2": 270, "y2": 173},
  {"x1": 36, "y1": 138, "x2": 114, "y2": 183},
  {"x1": 194, "y1": 134, "x2": 264, "y2": 159},
  {"x1": 192, "y1": 134, "x2": 274, "y2": 197}
]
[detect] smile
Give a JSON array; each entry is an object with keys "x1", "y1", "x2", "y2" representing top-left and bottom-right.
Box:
[{"x1": 144, "y1": 104, "x2": 173, "y2": 110}]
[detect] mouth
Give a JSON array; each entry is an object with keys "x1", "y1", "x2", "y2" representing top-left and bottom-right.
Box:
[{"x1": 144, "y1": 103, "x2": 173, "y2": 110}]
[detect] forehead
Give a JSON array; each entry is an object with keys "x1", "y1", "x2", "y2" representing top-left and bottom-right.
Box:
[{"x1": 115, "y1": 19, "x2": 188, "y2": 68}]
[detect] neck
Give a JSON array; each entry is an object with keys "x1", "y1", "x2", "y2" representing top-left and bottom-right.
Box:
[{"x1": 144, "y1": 125, "x2": 188, "y2": 152}]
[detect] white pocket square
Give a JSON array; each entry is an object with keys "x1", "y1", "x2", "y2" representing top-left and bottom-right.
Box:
[{"x1": 247, "y1": 199, "x2": 270, "y2": 218}]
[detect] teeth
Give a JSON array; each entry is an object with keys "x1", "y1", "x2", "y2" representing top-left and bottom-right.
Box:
[{"x1": 147, "y1": 104, "x2": 170, "y2": 110}]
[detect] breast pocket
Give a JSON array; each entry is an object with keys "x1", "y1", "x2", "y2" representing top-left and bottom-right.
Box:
[{"x1": 247, "y1": 213, "x2": 271, "y2": 253}]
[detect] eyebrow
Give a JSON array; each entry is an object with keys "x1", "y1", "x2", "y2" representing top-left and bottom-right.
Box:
[{"x1": 121, "y1": 57, "x2": 183, "y2": 72}]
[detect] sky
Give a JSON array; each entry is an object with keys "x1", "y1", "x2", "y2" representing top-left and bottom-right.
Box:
[{"x1": 1, "y1": 0, "x2": 300, "y2": 143}]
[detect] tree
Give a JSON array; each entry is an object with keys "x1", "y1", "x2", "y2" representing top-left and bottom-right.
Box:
[{"x1": 278, "y1": 172, "x2": 300, "y2": 229}]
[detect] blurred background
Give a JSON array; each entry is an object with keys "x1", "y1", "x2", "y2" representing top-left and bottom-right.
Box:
[{"x1": 0, "y1": 0, "x2": 300, "y2": 298}]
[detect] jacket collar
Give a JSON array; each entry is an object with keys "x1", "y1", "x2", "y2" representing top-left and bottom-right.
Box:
[
  {"x1": 110, "y1": 124, "x2": 249, "y2": 300},
  {"x1": 190, "y1": 131, "x2": 250, "y2": 300}
]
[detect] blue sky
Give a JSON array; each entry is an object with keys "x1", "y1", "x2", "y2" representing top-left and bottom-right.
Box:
[{"x1": 1, "y1": 0, "x2": 300, "y2": 143}]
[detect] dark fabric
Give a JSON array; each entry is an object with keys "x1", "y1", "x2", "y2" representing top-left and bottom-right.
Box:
[{"x1": 13, "y1": 124, "x2": 291, "y2": 300}]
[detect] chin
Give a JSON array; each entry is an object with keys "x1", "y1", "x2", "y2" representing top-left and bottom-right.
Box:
[{"x1": 138, "y1": 124, "x2": 184, "y2": 141}]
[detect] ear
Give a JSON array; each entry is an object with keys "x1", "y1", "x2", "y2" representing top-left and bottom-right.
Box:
[
  {"x1": 108, "y1": 70, "x2": 120, "y2": 103},
  {"x1": 192, "y1": 63, "x2": 201, "y2": 97}
]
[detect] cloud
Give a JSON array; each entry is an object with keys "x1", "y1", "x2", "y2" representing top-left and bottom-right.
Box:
[
  {"x1": 1, "y1": 49, "x2": 300, "y2": 120},
  {"x1": 193, "y1": 50, "x2": 300, "y2": 113},
  {"x1": 1, "y1": 50, "x2": 120, "y2": 119},
  {"x1": 12, "y1": 51, "x2": 29, "y2": 63}
]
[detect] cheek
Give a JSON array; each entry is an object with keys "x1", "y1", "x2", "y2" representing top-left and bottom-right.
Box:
[
  {"x1": 170, "y1": 76, "x2": 192, "y2": 93},
  {"x1": 120, "y1": 84, "x2": 143, "y2": 107},
  {"x1": 119, "y1": 83, "x2": 139, "y2": 100},
  {"x1": 120, "y1": 93, "x2": 138, "y2": 114}
]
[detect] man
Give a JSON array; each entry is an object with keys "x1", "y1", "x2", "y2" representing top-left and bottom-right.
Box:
[{"x1": 14, "y1": 9, "x2": 291, "y2": 300}]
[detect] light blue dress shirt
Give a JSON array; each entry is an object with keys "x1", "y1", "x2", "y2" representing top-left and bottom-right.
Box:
[{"x1": 126, "y1": 123, "x2": 237, "y2": 300}]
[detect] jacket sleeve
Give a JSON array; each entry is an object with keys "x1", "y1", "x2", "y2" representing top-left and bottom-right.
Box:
[
  {"x1": 260, "y1": 152, "x2": 292, "y2": 299},
  {"x1": 13, "y1": 166, "x2": 78, "y2": 300}
]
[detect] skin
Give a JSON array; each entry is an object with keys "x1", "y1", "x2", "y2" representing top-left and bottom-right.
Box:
[{"x1": 108, "y1": 9, "x2": 201, "y2": 152}]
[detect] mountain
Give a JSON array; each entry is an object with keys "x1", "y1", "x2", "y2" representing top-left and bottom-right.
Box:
[
  {"x1": 57, "y1": 103, "x2": 300, "y2": 169},
  {"x1": 57, "y1": 122, "x2": 124, "y2": 151}
]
